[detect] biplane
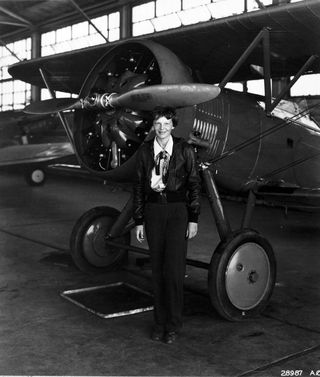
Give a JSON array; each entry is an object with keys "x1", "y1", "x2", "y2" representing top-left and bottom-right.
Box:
[
  {"x1": 8, "y1": 0, "x2": 320, "y2": 320},
  {"x1": 0, "y1": 111, "x2": 74, "y2": 185}
]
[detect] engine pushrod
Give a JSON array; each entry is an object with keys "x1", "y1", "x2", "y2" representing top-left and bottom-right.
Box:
[{"x1": 104, "y1": 240, "x2": 209, "y2": 269}]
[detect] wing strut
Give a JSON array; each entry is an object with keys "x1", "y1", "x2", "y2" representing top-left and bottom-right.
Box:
[
  {"x1": 263, "y1": 27, "x2": 271, "y2": 114},
  {"x1": 39, "y1": 68, "x2": 79, "y2": 161},
  {"x1": 219, "y1": 28, "x2": 319, "y2": 115},
  {"x1": 270, "y1": 55, "x2": 318, "y2": 112},
  {"x1": 219, "y1": 28, "x2": 269, "y2": 89}
]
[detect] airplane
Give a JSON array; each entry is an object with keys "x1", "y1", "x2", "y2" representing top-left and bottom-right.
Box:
[
  {"x1": 7, "y1": 0, "x2": 320, "y2": 321},
  {"x1": 0, "y1": 111, "x2": 75, "y2": 185}
]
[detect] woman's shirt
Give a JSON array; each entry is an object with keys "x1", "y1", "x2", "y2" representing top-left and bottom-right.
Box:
[
  {"x1": 151, "y1": 136, "x2": 173, "y2": 192},
  {"x1": 133, "y1": 136, "x2": 201, "y2": 225}
]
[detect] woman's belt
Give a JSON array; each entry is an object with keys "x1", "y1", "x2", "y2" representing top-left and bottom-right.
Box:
[{"x1": 146, "y1": 191, "x2": 186, "y2": 204}]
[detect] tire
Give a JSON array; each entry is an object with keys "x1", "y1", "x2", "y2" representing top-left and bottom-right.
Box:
[
  {"x1": 70, "y1": 206, "x2": 130, "y2": 274},
  {"x1": 208, "y1": 229, "x2": 276, "y2": 321},
  {"x1": 25, "y1": 168, "x2": 46, "y2": 186}
]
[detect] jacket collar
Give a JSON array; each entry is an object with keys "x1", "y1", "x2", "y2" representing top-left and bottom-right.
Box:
[
  {"x1": 146, "y1": 135, "x2": 181, "y2": 159},
  {"x1": 153, "y1": 135, "x2": 173, "y2": 157}
]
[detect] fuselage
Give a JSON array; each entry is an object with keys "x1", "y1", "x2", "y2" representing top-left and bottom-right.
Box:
[{"x1": 176, "y1": 89, "x2": 320, "y2": 193}]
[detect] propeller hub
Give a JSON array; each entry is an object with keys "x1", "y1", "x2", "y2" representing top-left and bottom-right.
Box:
[{"x1": 83, "y1": 93, "x2": 118, "y2": 110}]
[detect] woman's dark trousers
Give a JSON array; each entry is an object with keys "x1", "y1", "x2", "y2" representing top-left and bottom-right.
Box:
[{"x1": 145, "y1": 201, "x2": 188, "y2": 333}]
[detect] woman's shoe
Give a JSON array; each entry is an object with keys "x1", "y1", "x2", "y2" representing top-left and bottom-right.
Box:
[
  {"x1": 151, "y1": 328, "x2": 164, "y2": 341},
  {"x1": 164, "y1": 331, "x2": 178, "y2": 344}
]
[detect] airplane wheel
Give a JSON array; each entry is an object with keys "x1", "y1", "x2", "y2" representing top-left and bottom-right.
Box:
[
  {"x1": 70, "y1": 206, "x2": 130, "y2": 274},
  {"x1": 208, "y1": 229, "x2": 276, "y2": 321},
  {"x1": 25, "y1": 168, "x2": 46, "y2": 186}
]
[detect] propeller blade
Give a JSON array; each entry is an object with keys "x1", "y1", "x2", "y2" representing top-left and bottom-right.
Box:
[
  {"x1": 109, "y1": 84, "x2": 220, "y2": 111},
  {"x1": 24, "y1": 98, "x2": 81, "y2": 114}
]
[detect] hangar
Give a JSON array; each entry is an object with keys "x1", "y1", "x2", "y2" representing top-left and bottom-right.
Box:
[{"x1": 0, "y1": 0, "x2": 319, "y2": 375}]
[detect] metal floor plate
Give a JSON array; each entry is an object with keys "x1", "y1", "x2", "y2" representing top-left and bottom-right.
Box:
[{"x1": 61, "y1": 282, "x2": 154, "y2": 319}]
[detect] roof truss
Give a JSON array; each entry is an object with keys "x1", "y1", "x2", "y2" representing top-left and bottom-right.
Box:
[{"x1": 0, "y1": 5, "x2": 32, "y2": 28}]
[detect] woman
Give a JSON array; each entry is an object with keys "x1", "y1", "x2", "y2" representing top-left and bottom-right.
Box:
[{"x1": 133, "y1": 107, "x2": 201, "y2": 344}]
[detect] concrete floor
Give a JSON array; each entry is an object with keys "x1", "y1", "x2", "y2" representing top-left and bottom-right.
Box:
[{"x1": 0, "y1": 171, "x2": 319, "y2": 376}]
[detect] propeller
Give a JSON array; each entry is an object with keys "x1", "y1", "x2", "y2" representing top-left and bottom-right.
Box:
[
  {"x1": 24, "y1": 84, "x2": 220, "y2": 115},
  {"x1": 27, "y1": 41, "x2": 221, "y2": 176},
  {"x1": 109, "y1": 83, "x2": 221, "y2": 110},
  {"x1": 24, "y1": 98, "x2": 80, "y2": 114}
]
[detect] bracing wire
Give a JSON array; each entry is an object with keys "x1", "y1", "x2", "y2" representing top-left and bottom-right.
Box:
[{"x1": 210, "y1": 101, "x2": 320, "y2": 165}]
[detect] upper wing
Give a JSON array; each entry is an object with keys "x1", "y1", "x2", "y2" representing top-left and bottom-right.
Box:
[
  {"x1": 152, "y1": 0, "x2": 320, "y2": 84},
  {"x1": 8, "y1": 0, "x2": 320, "y2": 92},
  {"x1": 8, "y1": 44, "x2": 112, "y2": 94}
]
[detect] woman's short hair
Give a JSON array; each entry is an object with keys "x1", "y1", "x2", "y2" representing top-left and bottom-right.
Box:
[{"x1": 152, "y1": 107, "x2": 178, "y2": 127}]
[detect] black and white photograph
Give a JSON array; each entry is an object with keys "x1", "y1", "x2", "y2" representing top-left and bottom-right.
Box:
[{"x1": 0, "y1": 0, "x2": 319, "y2": 375}]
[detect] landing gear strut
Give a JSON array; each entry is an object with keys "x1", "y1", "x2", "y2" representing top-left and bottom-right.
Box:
[{"x1": 201, "y1": 165, "x2": 276, "y2": 321}]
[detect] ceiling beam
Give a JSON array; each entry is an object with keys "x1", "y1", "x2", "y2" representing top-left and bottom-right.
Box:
[
  {"x1": 0, "y1": 5, "x2": 32, "y2": 27},
  {"x1": 0, "y1": 39, "x2": 22, "y2": 61},
  {"x1": 68, "y1": 0, "x2": 108, "y2": 42},
  {"x1": 0, "y1": 0, "x2": 127, "y2": 43},
  {"x1": 0, "y1": 15, "x2": 29, "y2": 27}
]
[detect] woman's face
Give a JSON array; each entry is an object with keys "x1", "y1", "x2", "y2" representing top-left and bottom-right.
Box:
[{"x1": 153, "y1": 116, "x2": 174, "y2": 141}]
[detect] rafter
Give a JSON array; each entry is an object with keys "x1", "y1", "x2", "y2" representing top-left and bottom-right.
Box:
[
  {"x1": 0, "y1": 39, "x2": 22, "y2": 61},
  {"x1": 0, "y1": 18, "x2": 28, "y2": 27},
  {"x1": 0, "y1": 5, "x2": 32, "y2": 27},
  {"x1": 68, "y1": 0, "x2": 108, "y2": 42}
]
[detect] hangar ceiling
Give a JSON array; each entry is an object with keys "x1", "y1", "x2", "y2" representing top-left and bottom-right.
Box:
[{"x1": 0, "y1": 0, "x2": 130, "y2": 43}]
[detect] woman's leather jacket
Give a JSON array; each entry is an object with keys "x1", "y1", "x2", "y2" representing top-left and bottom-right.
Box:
[{"x1": 133, "y1": 136, "x2": 201, "y2": 225}]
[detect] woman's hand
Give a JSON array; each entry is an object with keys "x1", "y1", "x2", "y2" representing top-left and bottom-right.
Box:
[
  {"x1": 135, "y1": 225, "x2": 145, "y2": 243},
  {"x1": 186, "y1": 222, "x2": 198, "y2": 239}
]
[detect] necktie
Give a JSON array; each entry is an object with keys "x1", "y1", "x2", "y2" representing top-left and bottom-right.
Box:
[{"x1": 155, "y1": 151, "x2": 169, "y2": 183}]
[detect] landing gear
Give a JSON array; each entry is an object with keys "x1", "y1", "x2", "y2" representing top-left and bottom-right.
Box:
[
  {"x1": 70, "y1": 206, "x2": 130, "y2": 274},
  {"x1": 208, "y1": 229, "x2": 276, "y2": 321},
  {"x1": 69, "y1": 169, "x2": 276, "y2": 320},
  {"x1": 200, "y1": 165, "x2": 276, "y2": 320},
  {"x1": 25, "y1": 167, "x2": 46, "y2": 186}
]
